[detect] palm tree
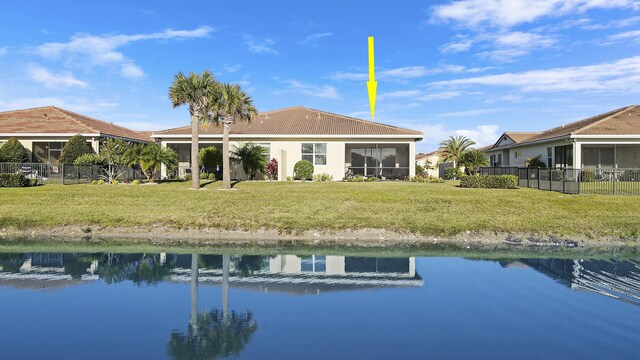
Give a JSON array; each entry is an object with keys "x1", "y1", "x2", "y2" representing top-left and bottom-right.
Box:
[
  {"x1": 231, "y1": 143, "x2": 268, "y2": 180},
  {"x1": 169, "y1": 71, "x2": 219, "y2": 189},
  {"x1": 438, "y1": 135, "x2": 476, "y2": 168},
  {"x1": 208, "y1": 83, "x2": 257, "y2": 189},
  {"x1": 140, "y1": 144, "x2": 178, "y2": 181},
  {"x1": 461, "y1": 149, "x2": 489, "y2": 175}
]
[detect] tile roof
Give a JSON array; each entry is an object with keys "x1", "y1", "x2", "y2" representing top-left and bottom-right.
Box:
[
  {"x1": 0, "y1": 106, "x2": 151, "y2": 142},
  {"x1": 153, "y1": 106, "x2": 423, "y2": 137},
  {"x1": 491, "y1": 105, "x2": 640, "y2": 149}
]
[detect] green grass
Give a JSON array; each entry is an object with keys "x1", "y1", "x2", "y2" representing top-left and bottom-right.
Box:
[{"x1": 1, "y1": 180, "x2": 639, "y2": 239}]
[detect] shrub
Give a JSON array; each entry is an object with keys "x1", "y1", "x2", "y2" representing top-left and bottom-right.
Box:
[
  {"x1": 199, "y1": 172, "x2": 208, "y2": 180},
  {"x1": 460, "y1": 149, "x2": 489, "y2": 175},
  {"x1": 266, "y1": 158, "x2": 278, "y2": 180},
  {"x1": 185, "y1": 174, "x2": 192, "y2": 181},
  {"x1": 408, "y1": 175, "x2": 444, "y2": 183},
  {"x1": 112, "y1": 179, "x2": 119, "y2": 185},
  {"x1": 198, "y1": 146, "x2": 222, "y2": 169},
  {"x1": 313, "y1": 173, "x2": 333, "y2": 182},
  {"x1": 91, "y1": 180, "x2": 98, "y2": 185},
  {"x1": 444, "y1": 167, "x2": 464, "y2": 180},
  {"x1": 345, "y1": 174, "x2": 378, "y2": 182},
  {"x1": 0, "y1": 137, "x2": 30, "y2": 163},
  {"x1": 97, "y1": 179, "x2": 105, "y2": 185},
  {"x1": 0, "y1": 173, "x2": 31, "y2": 187},
  {"x1": 294, "y1": 160, "x2": 314, "y2": 181},
  {"x1": 459, "y1": 175, "x2": 518, "y2": 189},
  {"x1": 74, "y1": 153, "x2": 107, "y2": 166},
  {"x1": 286, "y1": 176, "x2": 294, "y2": 182},
  {"x1": 525, "y1": 155, "x2": 547, "y2": 168},
  {"x1": 59, "y1": 134, "x2": 93, "y2": 164},
  {"x1": 415, "y1": 163, "x2": 425, "y2": 176},
  {"x1": 133, "y1": 179, "x2": 140, "y2": 185},
  {"x1": 208, "y1": 173, "x2": 216, "y2": 181}
]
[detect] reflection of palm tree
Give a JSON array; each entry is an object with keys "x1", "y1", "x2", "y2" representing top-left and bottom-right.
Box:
[{"x1": 168, "y1": 253, "x2": 257, "y2": 359}]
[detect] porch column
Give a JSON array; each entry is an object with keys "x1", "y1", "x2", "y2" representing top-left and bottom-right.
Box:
[
  {"x1": 91, "y1": 138, "x2": 100, "y2": 154},
  {"x1": 573, "y1": 141, "x2": 581, "y2": 169},
  {"x1": 160, "y1": 141, "x2": 167, "y2": 179},
  {"x1": 409, "y1": 142, "x2": 416, "y2": 177}
]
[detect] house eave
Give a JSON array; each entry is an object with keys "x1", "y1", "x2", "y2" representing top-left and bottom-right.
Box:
[
  {"x1": 151, "y1": 134, "x2": 423, "y2": 140},
  {"x1": 487, "y1": 135, "x2": 571, "y2": 151}
]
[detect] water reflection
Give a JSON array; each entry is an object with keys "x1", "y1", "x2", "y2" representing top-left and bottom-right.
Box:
[{"x1": 501, "y1": 258, "x2": 640, "y2": 306}]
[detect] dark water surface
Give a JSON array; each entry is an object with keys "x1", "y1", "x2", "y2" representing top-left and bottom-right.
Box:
[{"x1": 0, "y1": 250, "x2": 639, "y2": 359}]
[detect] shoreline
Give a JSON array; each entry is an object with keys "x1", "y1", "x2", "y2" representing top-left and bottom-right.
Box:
[{"x1": 1, "y1": 225, "x2": 638, "y2": 251}]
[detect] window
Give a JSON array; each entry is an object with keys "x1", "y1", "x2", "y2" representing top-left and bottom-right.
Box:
[
  {"x1": 514, "y1": 151, "x2": 523, "y2": 158},
  {"x1": 490, "y1": 154, "x2": 502, "y2": 166},
  {"x1": 546, "y1": 147, "x2": 553, "y2": 168},
  {"x1": 32, "y1": 142, "x2": 66, "y2": 164},
  {"x1": 554, "y1": 145, "x2": 573, "y2": 168},
  {"x1": 301, "y1": 143, "x2": 326, "y2": 165}
]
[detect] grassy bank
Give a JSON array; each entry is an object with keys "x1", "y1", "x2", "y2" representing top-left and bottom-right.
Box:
[{"x1": 0, "y1": 180, "x2": 639, "y2": 239}]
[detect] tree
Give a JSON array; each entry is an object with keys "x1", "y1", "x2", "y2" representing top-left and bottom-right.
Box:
[
  {"x1": 438, "y1": 135, "x2": 476, "y2": 168},
  {"x1": 99, "y1": 138, "x2": 130, "y2": 183},
  {"x1": 59, "y1": 134, "x2": 93, "y2": 164},
  {"x1": 231, "y1": 143, "x2": 268, "y2": 180},
  {"x1": 140, "y1": 144, "x2": 178, "y2": 181},
  {"x1": 525, "y1": 154, "x2": 547, "y2": 168},
  {"x1": 123, "y1": 143, "x2": 145, "y2": 168},
  {"x1": 461, "y1": 149, "x2": 489, "y2": 175},
  {"x1": 169, "y1": 71, "x2": 219, "y2": 189},
  {"x1": 198, "y1": 146, "x2": 222, "y2": 171},
  {"x1": 0, "y1": 137, "x2": 29, "y2": 162},
  {"x1": 207, "y1": 83, "x2": 257, "y2": 189}
]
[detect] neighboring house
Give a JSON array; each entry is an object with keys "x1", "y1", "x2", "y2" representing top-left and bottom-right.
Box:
[
  {"x1": 0, "y1": 106, "x2": 151, "y2": 164},
  {"x1": 416, "y1": 150, "x2": 442, "y2": 178},
  {"x1": 486, "y1": 105, "x2": 640, "y2": 170},
  {"x1": 151, "y1": 106, "x2": 423, "y2": 180}
]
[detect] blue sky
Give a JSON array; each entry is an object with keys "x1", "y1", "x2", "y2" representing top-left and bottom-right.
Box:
[{"x1": 1, "y1": 0, "x2": 640, "y2": 151}]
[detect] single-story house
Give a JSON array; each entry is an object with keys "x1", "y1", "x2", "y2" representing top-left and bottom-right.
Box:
[
  {"x1": 151, "y1": 106, "x2": 423, "y2": 181},
  {"x1": 485, "y1": 105, "x2": 640, "y2": 170},
  {"x1": 0, "y1": 106, "x2": 151, "y2": 163},
  {"x1": 416, "y1": 150, "x2": 443, "y2": 178}
]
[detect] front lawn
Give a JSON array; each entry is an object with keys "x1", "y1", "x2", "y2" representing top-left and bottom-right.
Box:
[{"x1": 0, "y1": 180, "x2": 638, "y2": 238}]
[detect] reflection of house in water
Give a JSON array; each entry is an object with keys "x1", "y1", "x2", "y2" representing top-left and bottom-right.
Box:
[
  {"x1": 171, "y1": 255, "x2": 423, "y2": 295},
  {"x1": 0, "y1": 253, "x2": 98, "y2": 290},
  {"x1": 502, "y1": 258, "x2": 640, "y2": 306}
]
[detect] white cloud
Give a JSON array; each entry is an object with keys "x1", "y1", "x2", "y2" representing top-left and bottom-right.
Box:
[
  {"x1": 419, "y1": 91, "x2": 468, "y2": 101},
  {"x1": 244, "y1": 36, "x2": 278, "y2": 54},
  {"x1": 34, "y1": 25, "x2": 213, "y2": 77},
  {"x1": 27, "y1": 64, "x2": 88, "y2": 89},
  {"x1": 301, "y1": 32, "x2": 333, "y2": 45},
  {"x1": 0, "y1": 47, "x2": 7, "y2": 56},
  {"x1": 120, "y1": 63, "x2": 144, "y2": 79},
  {"x1": 440, "y1": 37, "x2": 474, "y2": 53},
  {"x1": 224, "y1": 64, "x2": 242, "y2": 73},
  {"x1": 437, "y1": 108, "x2": 509, "y2": 117},
  {"x1": 282, "y1": 80, "x2": 340, "y2": 99},
  {"x1": 608, "y1": 29, "x2": 640, "y2": 43},
  {"x1": 378, "y1": 90, "x2": 424, "y2": 100},
  {"x1": 328, "y1": 64, "x2": 491, "y2": 82},
  {"x1": 431, "y1": 0, "x2": 639, "y2": 29},
  {"x1": 582, "y1": 15, "x2": 640, "y2": 30},
  {"x1": 432, "y1": 56, "x2": 640, "y2": 93},
  {"x1": 378, "y1": 90, "x2": 467, "y2": 102}
]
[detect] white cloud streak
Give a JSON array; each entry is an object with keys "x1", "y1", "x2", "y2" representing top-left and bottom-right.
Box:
[
  {"x1": 27, "y1": 64, "x2": 88, "y2": 89},
  {"x1": 34, "y1": 26, "x2": 213, "y2": 77},
  {"x1": 282, "y1": 80, "x2": 340, "y2": 99},
  {"x1": 431, "y1": 0, "x2": 639, "y2": 29},
  {"x1": 244, "y1": 36, "x2": 278, "y2": 54},
  {"x1": 301, "y1": 32, "x2": 333, "y2": 45},
  {"x1": 431, "y1": 56, "x2": 640, "y2": 92}
]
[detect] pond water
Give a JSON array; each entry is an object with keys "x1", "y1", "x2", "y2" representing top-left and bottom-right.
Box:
[{"x1": 0, "y1": 249, "x2": 639, "y2": 359}]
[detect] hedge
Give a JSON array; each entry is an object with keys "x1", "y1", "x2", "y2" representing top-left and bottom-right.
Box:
[
  {"x1": 459, "y1": 175, "x2": 518, "y2": 189},
  {"x1": 0, "y1": 173, "x2": 33, "y2": 187}
]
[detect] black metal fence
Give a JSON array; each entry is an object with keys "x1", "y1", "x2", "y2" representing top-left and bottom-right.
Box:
[
  {"x1": 478, "y1": 167, "x2": 640, "y2": 195},
  {"x1": 0, "y1": 163, "x2": 146, "y2": 185}
]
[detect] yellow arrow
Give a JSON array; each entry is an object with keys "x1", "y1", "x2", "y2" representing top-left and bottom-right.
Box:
[{"x1": 367, "y1": 36, "x2": 377, "y2": 122}]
